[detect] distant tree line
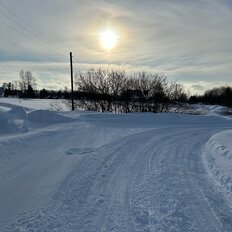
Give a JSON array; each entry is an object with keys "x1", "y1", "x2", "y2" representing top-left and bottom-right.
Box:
[
  {"x1": 2, "y1": 68, "x2": 232, "y2": 112},
  {"x1": 1, "y1": 69, "x2": 70, "y2": 99},
  {"x1": 2, "y1": 70, "x2": 37, "y2": 98},
  {"x1": 189, "y1": 86, "x2": 232, "y2": 107}
]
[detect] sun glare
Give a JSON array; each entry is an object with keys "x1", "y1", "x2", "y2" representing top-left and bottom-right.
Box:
[{"x1": 100, "y1": 30, "x2": 117, "y2": 50}]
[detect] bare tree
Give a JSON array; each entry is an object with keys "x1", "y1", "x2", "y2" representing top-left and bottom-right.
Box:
[
  {"x1": 19, "y1": 69, "x2": 37, "y2": 97},
  {"x1": 75, "y1": 68, "x2": 126, "y2": 112}
]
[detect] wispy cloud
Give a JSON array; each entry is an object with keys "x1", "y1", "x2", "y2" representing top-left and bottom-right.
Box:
[{"x1": 0, "y1": 0, "x2": 231, "y2": 94}]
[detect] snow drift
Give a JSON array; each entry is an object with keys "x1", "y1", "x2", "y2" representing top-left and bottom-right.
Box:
[
  {"x1": 0, "y1": 103, "x2": 73, "y2": 136},
  {"x1": 0, "y1": 112, "x2": 21, "y2": 135},
  {"x1": 204, "y1": 130, "x2": 232, "y2": 200},
  {"x1": 8, "y1": 106, "x2": 27, "y2": 119},
  {"x1": 1, "y1": 98, "x2": 232, "y2": 231},
  {"x1": 27, "y1": 110, "x2": 73, "y2": 123}
]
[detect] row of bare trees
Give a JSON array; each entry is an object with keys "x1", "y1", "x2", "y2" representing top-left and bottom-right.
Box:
[
  {"x1": 2, "y1": 70, "x2": 37, "y2": 98},
  {"x1": 73, "y1": 68, "x2": 187, "y2": 113},
  {"x1": 190, "y1": 86, "x2": 232, "y2": 107}
]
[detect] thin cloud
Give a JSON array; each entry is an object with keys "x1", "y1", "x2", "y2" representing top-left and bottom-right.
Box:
[{"x1": 0, "y1": 0, "x2": 231, "y2": 94}]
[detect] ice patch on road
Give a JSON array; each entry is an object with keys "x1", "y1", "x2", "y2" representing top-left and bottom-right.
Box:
[{"x1": 203, "y1": 130, "x2": 232, "y2": 202}]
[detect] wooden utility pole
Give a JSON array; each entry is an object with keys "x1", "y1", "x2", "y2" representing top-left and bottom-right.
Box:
[{"x1": 70, "y1": 52, "x2": 74, "y2": 111}]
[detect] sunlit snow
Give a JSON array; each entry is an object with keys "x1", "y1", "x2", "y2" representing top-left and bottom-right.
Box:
[{"x1": 0, "y1": 98, "x2": 232, "y2": 231}]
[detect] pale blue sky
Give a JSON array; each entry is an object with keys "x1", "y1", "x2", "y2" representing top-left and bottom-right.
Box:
[{"x1": 0, "y1": 0, "x2": 231, "y2": 94}]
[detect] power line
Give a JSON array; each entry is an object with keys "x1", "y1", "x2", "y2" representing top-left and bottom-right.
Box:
[
  {"x1": 0, "y1": 1, "x2": 61, "y2": 52},
  {"x1": 0, "y1": 2, "x2": 58, "y2": 50},
  {"x1": 0, "y1": 20, "x2": 45, "y2": 52},
  {"x1": 0, "y1": 34, "x2": 66, "y2": 62},
  {"x1": 0, "y1": 20, "x2": 64, "y2": 60},
  {"x1": 70, "y1": 52, "x2": 74, "y2": 110},
  {"x1": 0, "y1": 5, "x2": 64, "y2": 58},
  {"x1": 0, "y1": 35, "x2": 31, "y2": 52}
]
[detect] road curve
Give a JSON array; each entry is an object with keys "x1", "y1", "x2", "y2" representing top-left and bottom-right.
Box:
[{"x1": 8, "y1": 127, "x2": 232, "y2": 232}]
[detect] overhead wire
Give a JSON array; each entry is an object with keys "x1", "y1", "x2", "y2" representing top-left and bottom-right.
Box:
[
  {"x1": 0, "y1": 2, "x2": 59, "y2": 49},
  {"x1": 0, "y1": 2, "x2": 65, "y2": 59},
  {"x1": 0, "y1": 35, "x2": 31, "y2": 51},
  {"x1": 0, "y1": 34, "x2": 68, "y2": 61},
  {"x1": 0, "y1": 20, "x2": 53, "y2": 56},
  {"x1": 0, "y1": 1, "x2": 61, "y2": 52}
]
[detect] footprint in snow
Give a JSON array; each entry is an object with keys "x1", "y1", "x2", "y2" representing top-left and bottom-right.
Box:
[
  {"x1": 96, "y1": 198, "x2": 105, "y2": 205},
  {"x1": 66, "y1": 148, "x2": 96, "y2": 156}
]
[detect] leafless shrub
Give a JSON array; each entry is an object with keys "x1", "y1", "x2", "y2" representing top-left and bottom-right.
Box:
[{"x1": 74, "y1": 68, "x2": 186, "y2": 113}]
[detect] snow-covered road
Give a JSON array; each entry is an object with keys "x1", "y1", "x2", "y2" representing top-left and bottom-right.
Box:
[{"x1": 0, "y1": 100, "x2": 232, "y2": 231}]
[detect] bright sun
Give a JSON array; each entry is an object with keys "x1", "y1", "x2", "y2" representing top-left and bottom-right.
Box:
[{"x1": 100, "y1": 30, "x2": 117, "y2": 50}]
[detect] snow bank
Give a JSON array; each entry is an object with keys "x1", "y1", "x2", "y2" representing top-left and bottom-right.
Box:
[
  {"x1": 8, "y1": 106, "x2": 27, "y2": 119},
  {"x1": 0, "y1": 103, "x2": 72, "y2": 136},
  {"x1": 0, "y1": 113, "x2": 21, "y2": 135},
  {"x1": 27, "y1": 110, "x2": 73, "y2": 123},
  {"x1": 79, "y1": 112, "x2": 230, "y2": 130},
  {"x1": 0, "y1": 105, "x2": 11, "y2": 112},
  {"x1": 204, "y1": 130, "x2": 232, "y2": 200}
]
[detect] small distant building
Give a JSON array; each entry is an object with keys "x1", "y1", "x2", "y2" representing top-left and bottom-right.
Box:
[
  {"x1": 0, "y1": 87, "x2": 4, "y2": 97},
  {"x1": 123, "y1": 90, "x2": 145, "y2": 101}
]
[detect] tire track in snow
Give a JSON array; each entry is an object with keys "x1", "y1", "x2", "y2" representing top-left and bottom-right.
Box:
[
  {"x1": 8, "y1": 129, "x2": 161, "y2": 231},
  {"x1": 141, "y1": 128, "x2": 232, "y2": 232},
  {"x1": 8, "y1": 128, "x2": 232, "y2": 231}
]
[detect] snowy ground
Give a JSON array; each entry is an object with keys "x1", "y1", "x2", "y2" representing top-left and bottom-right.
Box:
[{"x1": 0, "y1": 98, "x2": 232, "y2": 231}]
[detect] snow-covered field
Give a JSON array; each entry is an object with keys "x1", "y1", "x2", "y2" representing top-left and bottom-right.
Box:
[{"x1": 0, "y1": 98, "x2": 232, "y2": 231}]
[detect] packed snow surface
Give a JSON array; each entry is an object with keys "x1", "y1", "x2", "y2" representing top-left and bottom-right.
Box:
[
  {"x1": 0, "y1": 98, "x2": 232, "y2": 232},
  {"x1": 204, "y1": 130, "x2": 232, "y2": 202}
]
